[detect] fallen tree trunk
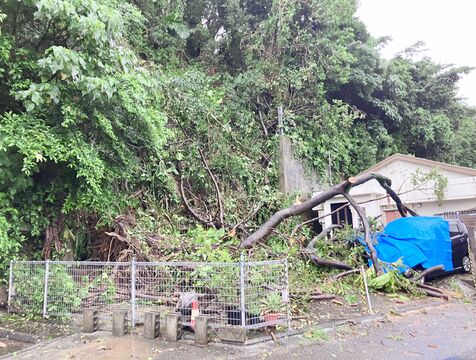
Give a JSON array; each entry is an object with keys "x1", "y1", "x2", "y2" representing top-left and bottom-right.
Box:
[
  {"x1": 242, "y1": 173, "x2": 416, "y2": 275},
  {"x1": 241, "y1": 173, "x2": 413, "y2": 249}
]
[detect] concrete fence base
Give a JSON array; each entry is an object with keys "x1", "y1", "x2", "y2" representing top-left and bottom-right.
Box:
[
  {"x1": 83, "y1": 309, "x2": 98, "y2": 333},
  {"x1": 194, "y1": 315, "x2": 209, "y2": 345},
  {"x1": 166, "y1": 313, "x2": 182, "y2": 341},
  {"x1": 112, "y1": 310, "x2": 128, "y2": 336},
  {"x1": 218, "y1": 326, "x2": 246, "y2": 343},
  {"x1": 144, "y1": 312, "x2": 160, "y2": 339}
]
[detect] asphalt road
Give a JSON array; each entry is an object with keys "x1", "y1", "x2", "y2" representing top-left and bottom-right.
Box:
[
  {"x1": 6, "y1": 302, "x2": 476, "y2": 360},
  {"x1": 251, "y1": 302, "x2": 476, "y2": 360}
]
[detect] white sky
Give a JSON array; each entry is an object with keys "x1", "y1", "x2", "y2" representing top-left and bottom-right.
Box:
[{"x1": 357, "y1": 0, "x2": 476, "y2": 106}]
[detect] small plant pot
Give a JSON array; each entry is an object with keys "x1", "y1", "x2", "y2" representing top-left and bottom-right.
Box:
[{"x1": 263, "y1": 312, "x2": 283, "y2": 323}]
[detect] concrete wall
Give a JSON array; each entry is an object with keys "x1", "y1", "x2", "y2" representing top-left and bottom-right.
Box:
[
  {"x1": 278, "y1": 107, "x2": 324, "y2": 195},
  {"x1": 279, "y1": 136, "x2": 323, "y2": 195}
]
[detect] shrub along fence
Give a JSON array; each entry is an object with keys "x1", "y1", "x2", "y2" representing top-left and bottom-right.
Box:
[{"x1": 7, "y1": 256, "x2": 291, "y2": 331}]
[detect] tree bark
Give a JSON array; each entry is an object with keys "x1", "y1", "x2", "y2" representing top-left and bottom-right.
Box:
[
  {"x1": 306, "y1": 252, "x2": 353, "y2": 270},
  {"x1": 414, "y1": 283, "x2": 449, "y2": 300},
  {"x1": 305, "y1": 224, "x2": 342, "y2": 251},
  {"x1": 241, "y1": 173, "x2": 415, "y2": 248},
  {"x1": 411, "y1": 265, "x2": 444, "y2": 281},
  {"x1": 379, "y1": 181, "x2": 419, "y2": 217},
  {"x1": 332, "y1": 268, "x2": 360, "y2": 280},
  {"x1": 343, "y1": 192, "x2": 382, "y2": 275},
  {"x1": 198, "y1": 148, "x2": 224, "y2": 224}
]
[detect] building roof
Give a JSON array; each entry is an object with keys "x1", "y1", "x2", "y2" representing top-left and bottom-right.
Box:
[{"x1": 360, "y1": 153, "x2": 476, "y2": 177}]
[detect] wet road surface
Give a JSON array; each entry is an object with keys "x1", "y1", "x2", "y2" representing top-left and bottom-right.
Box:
[{"x1": 5, "y1": 302, "x2": 476, "y2": 360}]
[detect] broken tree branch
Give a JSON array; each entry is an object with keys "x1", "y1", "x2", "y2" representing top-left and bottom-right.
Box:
[
  {"x1": 379, "y1": 181, "x2": 418, "y2": 217},
  {"x1": 305, "y1": 224, "x2": 342, "y2": 251},
  {"x1": 305, "y1": 251, "x2": 353, "y2": 270},
  {"x1": 310, "y1": 294, "x2": 336, "y2": 301},
  {"x1": 415, "y1": 283, "x2": 449, "y2": 300},
  {"x1": 297, "y1": 224, "x2": 353, "y2": 270},
  {"x1": 412, "y1": 265, "x2": 445, "y2": 281},
  {"x1": 177, "y1": 162, "x2": 218, "y2": 227},
  {"x1": 198, "y1": 148, "x2": 224, "y2": 224},
  {"x1": 257, "y1": 96, "x2": 269, "y2": 137},
  {"x1": 343, "y1": 192, "x2": 382, "y2": 275},
  {"x1": 232, "y1": 203, "x2": 262, "y2": 232},
  {"x1": 241, "y1": 173, "x2": 415, "y2": 248},
  {"x1": 331, "y1": 268, "x2": 361, "y2": 280}
]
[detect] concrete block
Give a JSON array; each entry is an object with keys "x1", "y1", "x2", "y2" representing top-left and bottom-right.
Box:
[
  {"x1": 144, "y1": 312, "x2": 160, "y2": 339},
  {"x1": 194, "y1": 315, "x2": 209, "y2": 345},
  {"x1": 218, "y1": 326, "x2": 246, "y2": 343},
  {"x1": 112, "y1": 310, "x2": 128, "y2": 336},
  {"x1": 83, "y1": 309, "x2": 98, "y2": 333},
  {"x1": 166, "y1": 313, "x2": 182, "y2": 341}
]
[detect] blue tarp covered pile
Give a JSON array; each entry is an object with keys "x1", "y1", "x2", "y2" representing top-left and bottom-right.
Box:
[{"x1": 361, "y1": 216, "x2": 453, "y2": 272}]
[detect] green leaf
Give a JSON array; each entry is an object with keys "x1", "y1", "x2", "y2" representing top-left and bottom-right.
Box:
[
  {"x1": 24, "y1": 100, "x2": 35, "y2": 112},
  {"x1": 169, "y1": 22, "x2": 192, "y2": 40}
]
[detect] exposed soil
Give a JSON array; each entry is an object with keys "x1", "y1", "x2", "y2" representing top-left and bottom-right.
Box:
[
  {"x1": 0, "y1": 313, "x2": 79, "y2": 339},
  {"x1": 0, "y1": 310, "x2": 80, "y2": 357},
  {"x1": 0, "y1": 338, "x2": 25, "y2": 357},
  {"x1": 294, "y1": 272, "x2": 475, "y2": 330}
]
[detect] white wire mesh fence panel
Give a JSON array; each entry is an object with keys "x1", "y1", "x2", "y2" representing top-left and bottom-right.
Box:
[
  {"x1": 9, "y1": 259, "x2": 290, "y2": 331},
  {"x1": 134, "y1": 262, "x2": 241, "y2": 328},
  {"x1": 9, "y1": 261, "x2": 46, "y2": 315},
  {"x1": 9, "y1": 261, "x2": 133, "y2": 318},
  {"x1": 46, "y1": 262, "x2": 132, "y2": 318},
  {"x1": 244, "y1": 260, "x2": 290, "y2": 329}
]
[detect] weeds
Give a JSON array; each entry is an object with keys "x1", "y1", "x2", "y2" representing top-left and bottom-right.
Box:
[{"x1": 304, "y1": 327, "x2": 330, "y2": 342}]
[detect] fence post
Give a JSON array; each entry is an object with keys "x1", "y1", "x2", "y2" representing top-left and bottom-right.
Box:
[
  {"x1": 43, "y1": 259, "x2": 50, "y2": 318},
  {"x1": 239, "y1": 252, "x2": 246, "y2": 328},
  {"x1": 283, "y1": 258, "x2": 292, "y2": 331},
  {"x1": 7, "y1": 260, "x2": 13, "y2": 313},
  {"x1": 131, "y1": 256, "x2": 136, "y2": 327},
  {"x1": 361, "y1": 265, "x2": 373, "y2": 313}
]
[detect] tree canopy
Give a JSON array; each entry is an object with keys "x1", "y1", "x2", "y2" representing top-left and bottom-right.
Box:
[{"x1": 0, "y1": 0, "x2": 474, "y2": 281}]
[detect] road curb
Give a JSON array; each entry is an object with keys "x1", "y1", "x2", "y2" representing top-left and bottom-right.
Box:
[
  {"x1": 0, "y1": 328, "x2": 39, "y2": 344},
  {"x1": 220, "y1": 300, "x2": 449, "y2": 346}
]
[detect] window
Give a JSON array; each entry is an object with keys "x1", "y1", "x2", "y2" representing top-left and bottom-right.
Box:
[{"x1": 331, "y1": 202, "x2": 353, "y2": 226}]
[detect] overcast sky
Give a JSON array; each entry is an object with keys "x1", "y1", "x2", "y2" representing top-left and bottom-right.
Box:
[{"x1": 356, "y1": 0, "x2": 476, "y2": 106}]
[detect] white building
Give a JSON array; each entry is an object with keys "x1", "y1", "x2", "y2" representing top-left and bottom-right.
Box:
[{"x1": 315, "y1": 154, "x2": 476, "y2": 229}]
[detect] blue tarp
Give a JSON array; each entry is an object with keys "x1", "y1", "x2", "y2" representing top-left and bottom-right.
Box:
[{"x1": 360, "y1": 216, "x2": 453, "y2": 272}]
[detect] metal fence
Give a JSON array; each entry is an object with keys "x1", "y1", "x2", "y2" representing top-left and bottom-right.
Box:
[{"x1": 8, "y1": 256, "x2": 290, "y2": 330}]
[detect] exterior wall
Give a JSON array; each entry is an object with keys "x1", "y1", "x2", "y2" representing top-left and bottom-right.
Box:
[
  {"x1": 279, "y1": 136, "x2": 323, "y2": 195},
  {"x1": 316, "y1": 158, "x2": 476, "y2": 230},
  {"x1": 320, "y1": 193, "x2": 380, "y2": 229}
]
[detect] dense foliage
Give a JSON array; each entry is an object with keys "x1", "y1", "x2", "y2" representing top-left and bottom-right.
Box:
[{"x1": 0, "y1": 0, "x2": 474, "y2": 282}]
